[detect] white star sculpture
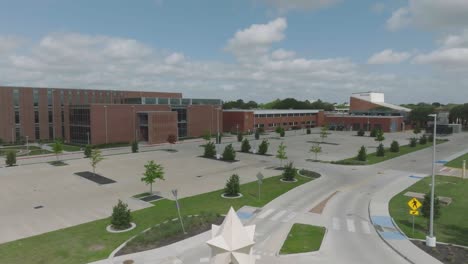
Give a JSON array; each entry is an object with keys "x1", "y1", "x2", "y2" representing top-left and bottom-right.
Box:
[{"x1": 206, "y1": 207, "x2": 256, "y2": 264}]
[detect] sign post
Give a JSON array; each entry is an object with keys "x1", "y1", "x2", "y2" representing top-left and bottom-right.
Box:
[
  {"x1": 172, "y1": 189, "x2": 186, "y2": 234},
  {"x1": 407, "y1": 197, "x2": 422, "y2": 235},
  {"x1": 256, "y1": 172, "x2": 264, "y2": 200}
]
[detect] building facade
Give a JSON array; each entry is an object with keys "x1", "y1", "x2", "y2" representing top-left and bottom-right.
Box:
[{"x1": 0, "y1": 86, "x2": 222, "y2": 145}]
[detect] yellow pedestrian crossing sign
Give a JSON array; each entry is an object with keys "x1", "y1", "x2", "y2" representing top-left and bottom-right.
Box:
[
  {"x1": 407, "y1": 198, "x2": 422, "y2": 210},
  {"x1": 409, "y1": 210, "x2": 419, "y2": 216}
]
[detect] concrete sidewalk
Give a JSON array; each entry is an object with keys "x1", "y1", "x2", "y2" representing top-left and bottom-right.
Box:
[{"x1": 369, "y1": 171, "x2": 443, "y2": 264}]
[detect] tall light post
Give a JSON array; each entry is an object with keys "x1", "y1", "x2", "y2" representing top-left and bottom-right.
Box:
[
  {"x1": 216, "y1": 107, "x2": 221, "y2": 159},
  {"x1": 171, "y1": 189, "x2": 186, "y2": 234},
  {"x1": 87, "y1": 132, "x2": 90, "y2": 145},
  {"x1": 426, "y1": 113, "x2": 437, "y2": 247}
]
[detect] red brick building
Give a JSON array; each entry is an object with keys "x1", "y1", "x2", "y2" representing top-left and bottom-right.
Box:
[
  {"x1": 325, "y1": 114, "x2": 404, "y2": 132},
  {"x1": 223, "y1": 109, "x2": 325, "y2": 133},
  {"x1": 0, "y1": 86, "x2": 222, "y2": 145}
]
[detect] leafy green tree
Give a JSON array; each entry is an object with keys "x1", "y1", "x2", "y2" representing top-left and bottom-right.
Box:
[
  {"x1": 203, "y1": 141, "x2": 216, "y2": 158},
  {"x1": 421, "y1": 192, "x2": 441, "y2": 231},
  {"x1": 390, "y1": 141, "x2": 400, "y2": 153},
  {"x1": 131, "y1": 141, "x2": 139, "y2": 153},
  {"x1": 6, "y1": 151, "x2": 16, "y2": 167},
  {"x1": 276, "y1": 142, "x2": 287, "y2": 167},
  {"x1": 357, "y1": 129, "x2": 365, "y2": 136},
  {"x1": 320, "y1": 125, "x2": 328, "y2": 142},
  {"x1": 167, "y1": 134, "x2": 177, "y2": 149},
  {"x1": 52, "y1": 140, "x2": 63, "y2": 161},
  {"x1": 141, "y1": 160, "x2": 165, "y2": 194},
  {"x1": 90, "y1": 149, "x2": 104, "y2": 176},
  {"x1": 237, "y1": 132, "x2": 243, "y2": 142},
  {"x1": 241, "y1": 138, "x2": 251, "y2": 153},
  {"x1": 84, "y1": 145, "x2": 92, "y2": 158},
  {"x1": 222, "y1": 144, "x2": 236, "y2": 161},
  {"x1": 223, "y1": 99, "x2": 258, "y2": 109},
  {"x1": 369, "y1": 128, "x2": 377, "y2": 137},
  {"x1": 376, "y1": 143, "x2": 385, "y2": 157},
  {"x1": 258, "y1": 139, "x2": 269, "y2": 155},
  {"x1": 419, "y1": 135, "x2": 427, "y2": 145},
  {"x1": 282, "y1": 162, "x2": 296, "y2": 181},
  {"x1": 254, "y1": 129, "x2": 260, "y2": 140},
  {"x1": 375, "y1": 129, "x2": 385, "y2": 142},
  {"x1": 275, "y1": 126, "x2": 284, "y2": 137},
  {"x1": 280, "y1": 129, "x2": 285, "y2": 137},
  {"x1": 409, "y1": 104, "x2": 436, "y2": 128},
  {"x1": 111, "y1": 200, "x2": 132, "y2": 230},
  {"x1": 357, "y1": 146, "x2": 367, "y2": 161},
  {"x1": 306, "y1": 128, "x2": 311, "y2": 134},
  {"x1": 224, "y1": 174, "x2": 240, "y2": 196},
  {"x1": 413, "y1": 125, "x2": 421, "y2": 135},
  {"x1": 309, "y1": 143, "x2": 322, "y2": 161}
]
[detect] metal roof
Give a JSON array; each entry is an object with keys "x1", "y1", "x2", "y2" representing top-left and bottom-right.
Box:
[{"x1": 223, "y1": 109, "x2": 322, "y2": 114}]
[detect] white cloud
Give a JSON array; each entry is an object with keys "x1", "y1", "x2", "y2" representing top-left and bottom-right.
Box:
[
  {"x1": 0, "y1": 36, "x2": 21, "y2": 54},
  {"x1": 165, "y1": 52, "x2": 185, "y2": 64},
  {"x1": 368, "y1": 49, "x2": 411, "y2": 64},
  {"x1": 370, "y1": 2, "x2": 385, "y2": 14},
  {"x1": 260, "y1": 0, "x2": 340, "y2": 12},
  {"x1": 386, "y1": 0, "x2": 468, "y2": 31},
  {"x1": 271, "y1": 49, "x2": 295, "y2": 60}
]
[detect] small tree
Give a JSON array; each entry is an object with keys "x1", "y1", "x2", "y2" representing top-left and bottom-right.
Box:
[
  {"x1": 167, "y1": 134, "x2": 177, "y2": 149},
  {"x1": 202, "y1": 130, "x2": 211, "y2": 142},
  {"x1": 276, "y1": 142, "x2": 287, "y2": 167},
  {"x1": 390, "y1": 141, "x2": 400, "y2": 152},
  {"x1": 258, "y1": 139, "x2": 269, "y2": 155},
  {"x1": 357, "y1": 129, "x2": 365, "y2": 136},
  {"x1": 275, "y1": 126, "x2": 283, "y2": 135},
  {"x1": 320, "y1": 125, "x2": 328, "y2": 142},
  {"x1": 237, "y1": 132, "x2": 243, "y2": 142},
  {"x1": 84, "y1": 145, "x2": 92, "y2": 158},
  {"x1": 309, "y1": 143, "x2": 322, "y2": 161},
  {"x1": 375, "y1": 129, "x2": 385, "y2": 142},
  {"x1": 419, "y1": 135, "x2": 427, "y2": 145},
  {"x1": 6, "y1": 151, "x2": 16, "y2": 167},
  {"x1": 141, "y1": 160, "x2": 165, "y2": 194},
  {"x1": 370, "y1": 128, "x2": 378, "y2": 137},
  {"x1": 280, "y1": 129, "x2": 285, "y2": 137},
  {"x1": 306, "y1": 128, "x2": 311, "y2": 134},
  {"x1": 90, "y1": 149, "x2": 104, "y2": 176},
  {"x1": 241, "y1": 138, "x2": 251, "y2": 153},
  {"x1": 357, "y1": 146, "x2": 367, "y2": 161},
  {"x1": 254, "y1": 129, "x2": 260, "y2": 140},
  {"x1": 282, "y1": 162, "x2": 296, "y2": 181},
  {"x1": 52, "y1": 140, "x2": 63, "y2": 161},
  {"x1": 222, "y1": 144, "x2": 236, "y2": 161},
  {"x1": 376, "y1": 143, "x2": 385, "y2": 157},
  {"x1": 131, "y1": 141, "x2": 139, "y2": 153},
  {"x1": 224, "y1": 174, "x2": 240, "y2": 196},
  {"x1": 413, "y1": 125, "x2": 421, "y2": 135},
  {"x1": 111, "y1": 200, "x2": 132, "y2": 230},
  {"x1": 410, "y1": 137, "x2": 418, "y2": 147},
  {"x1": 204, "y1": 141, "x2": 216, "y2": 158},
  {"x1": 421, "y1": 192, "x2": 441, "y2": 231}
]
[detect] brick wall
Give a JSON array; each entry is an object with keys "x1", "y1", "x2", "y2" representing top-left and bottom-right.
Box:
[
  {"x1": 148, "y1": 112, "x2": 178, "y2": 144},
  {"x1": 187, "y1": 105, "x2": 222, "y2": 137},
  {"x1": 349, "y1": 97, "x2": 381, "y2": 112}
]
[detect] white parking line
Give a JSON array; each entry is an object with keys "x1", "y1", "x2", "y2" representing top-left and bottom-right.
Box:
[
  {"x1": 332, "y1": 217, "x2": 340, "y2": 230},
  {"x1": 258, "y1": 208, "x2": 275, "y2": 219},
  {"x1": 271, "y1": 210, "x2": 287, "y2": 221},
  {"x1": 347, "y1": 219, "x2": 356, "y2": 232},
  {"x1": 361, "y1": 220, "x2": 371, "y2": 234}
]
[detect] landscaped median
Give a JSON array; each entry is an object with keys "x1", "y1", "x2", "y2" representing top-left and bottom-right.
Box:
[
  {"x1": 0, "y1": 174, "x2": 314, "y2": 264},
  {"x1": 332, "y1": 139, "x2": 448, "y2": 165},
  {"x1": 280, "y1": 224, "x2": 326, "y2": 254},
  {"x1": 445, "y1": 153, "x2": 468, "y2": 169}
]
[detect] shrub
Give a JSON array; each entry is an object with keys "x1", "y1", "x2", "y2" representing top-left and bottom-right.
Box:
[
  {"x1": 427, "y1": 134, "x2": 434, "y2": 143},
  {"x1": 237, "y1": 133, "x2": 243, "y2": 142},
  {"x1": 84, "y1": 145, "x2": 92, "y2": 158},
  {"x1": 111, "y1": 200, "x2": 132, "y2": 230},
  {"x1": 167, "y1": 134, "x2": 177, "y2": 148},
  {"x1": 222, "y1": 144, "x2": 236, "y2": 161},
  {"x1": 357, "y1": 146, "x2": 367, "y2": 161},
  {"x1": 375, "y1": 129, "x2": 385, "y2": 142},
  {"x1": 421, "y1": 192, "x2": 441, "y2": 225},
  {"x1": 224, "y1": 174, "x2": 240, "y2": 196},
  {"x1": 410, "y1": 137, "x2": 417, "y2": 147},
  {"x1": 131, "y1": 141, "x2": 139, "y2": 153},
  {"x1": 390, "y1": 141, "x2": 400, "y2": 153},
  {"x1": 255, "y1": 130, "x2": 260, "y2": 140},
  {"x1": 413, "y1": 125, "x2": 421, "y2": 134},
  {"x1": 240, "y1": 138, "x2": 251, "y2": 153},
  {"x1": 275, "y1": 126, "x2": 283, "y2": 134},
  {"x1": 376, "y1": 143, "x2": 385, "y2": 157},
  {"x1": 419, "y1": 135, "x2": 427, "y2": 145},
  {"x1": 280, "y1": 130, "x2": 285, "y2": 137},
  {"x1": 6, "y1": 151, "x2": 16, "y2": 167},
  {"x1": 370, "y1": 128, "x2": 377, "y2": 137},
  {"x1": 282, "y1": 162, "x2": 296, "y2": 181},
  {"x1": 258, "y1": 139, "x2": 269, "y2": 155},
  {"x1": 306, "y1": 128, "x2": 311, "y2": 134},
  {"x1": 203, "y1": 141, "x2": 216, "y2": 158},
  {"x1": 357, "y1": 129, "x2": 365, "y2": 136}
]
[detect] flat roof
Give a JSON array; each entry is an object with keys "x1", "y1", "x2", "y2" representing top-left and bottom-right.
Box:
[
  {"x1": 326, "y1": 114, "x2": 403, "y2": 119},
  {"x1": 224, "y1": 109, "x2": 322, "y2": 114}
]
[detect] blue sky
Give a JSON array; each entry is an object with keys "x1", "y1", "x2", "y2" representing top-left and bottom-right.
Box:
[{"x1": 0, "y1": 0, "x2": 467, "y2": 103}]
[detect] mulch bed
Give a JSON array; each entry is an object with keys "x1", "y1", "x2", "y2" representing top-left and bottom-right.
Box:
[
  {"x1": 307, "y1": 141, "x2": 340, "y2": 146},
  {"x1": 412, "y1": 240, "x2": 468, "y2": 264},
  {"x1": 74, "y1": 171, "x2": 116, "y2": 185},
  {"x1": 236, "y1": 151, "x2": 273, "y2": 157},
  {"x1": 140, "y1": 194, "x2": 164, "y2": 202},
  {"x1": 198, "y1": 156, "x2": 239, "y2": 163}
]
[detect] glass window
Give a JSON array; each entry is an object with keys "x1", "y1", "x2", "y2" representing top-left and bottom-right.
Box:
[
  {"x1": 15, "y1": 111, "x2": 20, "y2": 124},
  {"x1": 274, "y1": 114, "x2": 281, "y2": 117},
  {"x1": 13, "y1": 88, "x2": 19, "y2": 107},
  {"x1": 34, "y1": 111, "x2": 39, "y2": 123},
  {"x1": 61, "y1": 110, "x2": 64, "y2": 123},
  {"x1": 60, "y1": 90, "x2": 64, "y2": 106},
  {"x1": 47, "y1": 89, "x2": 53, "y2": 106},
  {"x1": 35, "y1": 126, "x2": 40, "y2": 140},
  {"x1": 33, "y1": 89, "x2": 39, "y2": 107},
  {"x1": 181, "y1": 98, "x2": 191, "y2": 105},
  {"x1": 15, "y1": 127, "x2": 21, "y2": 141},
  {"x1": 48, "y1": 110, "x2": 53, "y2": 123},
  {"x1": 158, "y1": 98, "x2": 169, "y2": 104},
  {"x1": 170, "y1": 98, "x2": 181, "y2": 105},
  {"x1": 49, "y1": 126, "x2": 54, "y2": 139},
  {"x1": 145, "y1": 98, "x2": 156, "y2": 104}
]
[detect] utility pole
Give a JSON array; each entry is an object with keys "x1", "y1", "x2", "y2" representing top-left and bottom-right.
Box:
[
  {"x1": 426, "y1": 114, "x2": 437, "y2": 247},
  {"x1": 172, "y1": 189, "x2": 186, "y2": 234}
]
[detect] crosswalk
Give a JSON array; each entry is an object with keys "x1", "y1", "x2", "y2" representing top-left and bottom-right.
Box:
[
  {"x1": 333, "y1": 217, "x2": 372, "y2": 235},
  {"x1": 257, "y1": 208, "x2": 298, "y2": 223}
]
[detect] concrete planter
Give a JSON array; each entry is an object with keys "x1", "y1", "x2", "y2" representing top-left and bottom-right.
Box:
[
  {"x1": 106, "y1": 222, "x2": 136, "y2": 233},
  {"x1": 221, "y1": 193, "x2": 243, "y2": 199},
  {"x1": 280, "y1": 178, "x2": 298, "y2": 183}
]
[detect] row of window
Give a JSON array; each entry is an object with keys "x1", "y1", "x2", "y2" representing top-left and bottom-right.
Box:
[
  {"x1": 14, "y1": 125, "x2": 63, "y2": 142},
  {"x1": 14, "y1": 109, "x2": 64, "y2": 125},
  {"x1": 254, "y1": 113, "x2": 316, "y2": 118},
  {"x1": 255, "y1": 121, "x2": 315, "y2": 128}
]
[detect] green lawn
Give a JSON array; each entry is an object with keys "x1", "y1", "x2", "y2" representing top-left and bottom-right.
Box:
[
  {"x1": 279, "y1": 224, "x2": 326, "y2": 254},
  {"x1": 47, "y1": 144, "x2": 82, "y2": 152},
  {"x1": 0, "y1": 175, "x2": 312, "y2": 264},
  {"x1": 389, "y1": 176, "x2": 468, "y2": 246},
  {"x1": 445, "y1": 153, "x2": 468, "y2": 169},
  {"x1": 0, "y1": 146, "x2": 52, "y2": 156},
  {"x1": 334, "y1": 140, "x2": 446, "y2": 165}
]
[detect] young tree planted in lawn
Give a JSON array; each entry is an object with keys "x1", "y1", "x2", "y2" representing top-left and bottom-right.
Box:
[
  {"x1": 357, "y1": 129, "x2": 365, "y2": 136},
  {"x1": 410, "y1": 137, "x2": 418, "y2": 147},
  {"x1": 131, "y1": 141, "x2": 139, "y2": 153},
  {"x1": 6, "y1": 151, "x2": 16, "y2": 167},
  {"x1": 167, "y1": 134, "x2": 177, "y2": 149},
  {"x1": 390, "y1": 140, "x2": 400, "y2": 153},
  {"x1": 275, "y1": 126, "x2": 283, "y2": 135},
  {"x1": 111, "y1": 200, "x2": 132, "y2": 230},
  {"x1": 84, "y1": 145, "x2": 92, "y2": 158},
  {"x1": 320, "y1": 125, "x2": 328, "y2": 142},
  {"x1": 141, "y1": 160, "x2": 165, "y2": 194},
  {"x1": 376, "y1": 143, "x2": 385, "y2": 157},
  {"x1": 306, "y1": 128, "x2": 311, "y2": 134},
  {"x1": 276, "y1": 142, "x2": 287, "y2": 167},
  {"x1": 203, "y1": 141, "x2": 216, "y2": 158},
  {"x1": 52, "y1": 140, "x2": 63, "y2": 161},
  {"x1": 421, "y1": 192, "x2": 441, "y2": 231},
  {"x1": 282, "y1": 162, "x2": 296, "y2": 181},
  {"x1": 254, "y1": 129, "x2": 260, "y2": 140},
  {"x1": 224, "y1": 174, "x2": 240, "y2": 197},
  {"x1": 413, "y1": 125, "x2": 421, "y2": 135},
  {"x1": 357, "y1": 146, "x2": 367, "y2": 161},
  {"x1": 370, "y1": 128, "x2": 378, "y2": 137},
  {"x1": 241, "y1": 138, "x2": 251, "y2": 153},
  {"x1": 222, "y1": 144, "x2": 236, "y2": 161},
  {"x1": 419, "y1": 135, "x2": 427, "y2": 145},
  {"x1": 309, "y1": 143, "x2": 322, "y2": 161},
  {"x1": 90, "y1": 149, "x2": 104, "y2": 177},
  {"x1": 237, "y1": 132, "x2": 243, "y2": 142},
  {"x1": 280, "y1": 129, "x2": 285, "y2": 137},
  {"x1": 375, "y1": 129, "x2": 385, "y2": 142},
  {"x1": 258, "y1": 139, "x2": 269, "y2": 155}
]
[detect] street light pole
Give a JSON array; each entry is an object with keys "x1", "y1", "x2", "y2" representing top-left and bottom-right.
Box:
[
  {"x1": 426, "y1": 114, "x2": 437, "y2": 247},
  {"x1": 172, "y1": 189, "x2": 186, "y2": 234},
  {"x1": 87, "y1": 132, "x2": 90, "y2": 145}
]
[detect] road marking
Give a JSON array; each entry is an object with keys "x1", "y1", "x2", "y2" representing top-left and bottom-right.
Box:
[
  {"x1": 258, "y1": 208, "x2": 275, "y2": 219},
  {"x1": 361, "y1": 221, "x2": 371, "y2": 234},
  {"x1": 281, "y1": 212, "x2": 297, "y2": 223},
  {"x1": 332, "y1": 217, "x2": 340, "y2": 230},
  {"x1": 271, "y1": 210, "x2": 287, "y2": 221},
  {"x1": 200, "y1": 257, "x2": 209, "y2": 263},
  {"x1": 347, "y1": 219, "x2": 356, "y2": 232}
]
